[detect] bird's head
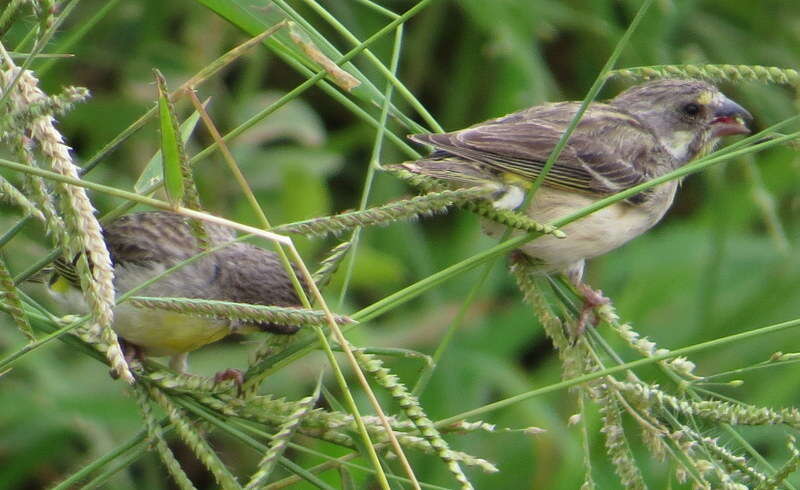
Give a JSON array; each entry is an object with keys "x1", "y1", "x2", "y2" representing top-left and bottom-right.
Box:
[{"x1": 611, "y1": 79, "x2": 752, "y2": 163}]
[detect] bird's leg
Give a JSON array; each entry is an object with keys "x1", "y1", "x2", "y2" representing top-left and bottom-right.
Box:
[
  {"x1": 109, "y1": 338, "x2": 144, "y2": 379},
  {"x1": 165, "y1": 352, "x2": 243, "y2": 395},
  {"x1": 575, "y1": 282, "x2": 610, "y2": 334},
  {"x1": 566, "y1": 262, "x2": 609, "y2": 335},
  {"x1": 169, "y1": 352, "x2": 189, "y2": 373}
]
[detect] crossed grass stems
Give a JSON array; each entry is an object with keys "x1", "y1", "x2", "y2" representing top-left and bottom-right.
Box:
[{"x1": 2, "y1": 1, "x2": 800, "y2": 489}]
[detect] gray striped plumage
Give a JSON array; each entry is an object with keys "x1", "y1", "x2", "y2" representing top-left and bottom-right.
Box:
[
  {"x1": 394, "y1": 79, "x2": 752, "y2": 281},
  {"x1": 50, "y1": 211, "x2": 304, "y2": 371},
  {"x1": 102, "y1": 211, "x2": 303, "y2": 333}
]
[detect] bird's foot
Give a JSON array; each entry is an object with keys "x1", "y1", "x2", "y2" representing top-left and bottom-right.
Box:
[
  {"x1": 109, "y1": 339, "x2": 144, "y2": 379},
  {"x1": 509, "y1": 249, "x2": 539, "y2": 268},
  {"x1": 509, "y1": 250, "x2": 528, "y2": 264},
  {"x1": 214, "y1": 368, "x2": 244, "y2": 396},
  {"x1": 121, "y1": 339, "x2": 145, "y2": 364},
  {"x1": 575, "y1": 283, "x2": 610, "y2": 336}
]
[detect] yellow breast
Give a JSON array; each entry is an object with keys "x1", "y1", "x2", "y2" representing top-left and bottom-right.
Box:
[{"x1": 111, "y1": 304, "x2": 232, "y2": 357}]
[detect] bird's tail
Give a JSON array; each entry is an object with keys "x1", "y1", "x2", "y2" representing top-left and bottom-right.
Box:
[
  {"x1": 384, "y1": 158, "x2": 529, "y2": 210},
  {"x1": 384, "y1": 156, "x2": 498, "y2": 187}
]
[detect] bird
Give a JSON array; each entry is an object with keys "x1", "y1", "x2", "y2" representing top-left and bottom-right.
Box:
[
  {"x1": 47, "y1": 211, "x2": 304, "y2": 374},
  {"x1": 391, "y1": 79, "x2": 752, "y2": 299}
]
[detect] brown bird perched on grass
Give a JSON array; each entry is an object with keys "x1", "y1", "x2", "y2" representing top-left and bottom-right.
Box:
[
  {"x1": 48, "y1": 211, "x2": 304, "y2": 374},
  {"x1": 392, "y1": 79, "x2": 752, "y2": 301}
]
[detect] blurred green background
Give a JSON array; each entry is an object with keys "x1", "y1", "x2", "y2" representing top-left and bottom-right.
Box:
[{"x1": 1, "y1": 0, "x2": 800, "y2": 488}]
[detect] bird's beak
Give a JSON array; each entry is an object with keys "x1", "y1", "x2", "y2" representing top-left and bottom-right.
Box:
[{"x1": 710, "y1": 96, "x2": 752, "y2": 137}]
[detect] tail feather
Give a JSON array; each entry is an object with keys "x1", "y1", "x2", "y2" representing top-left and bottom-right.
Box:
[{"x1": 386, "y1": 157, "x2": 497, "y2": 187}]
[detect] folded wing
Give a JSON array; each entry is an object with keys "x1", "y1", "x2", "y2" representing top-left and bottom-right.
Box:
[{"x1": 410, "y1": 104, "x2": 667, "y2": 196}]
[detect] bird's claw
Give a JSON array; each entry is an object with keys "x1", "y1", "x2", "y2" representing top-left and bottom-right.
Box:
[
  {"x1": 213, "y1": 368, "x2": 244, "y2": 396},
  {"x1": 109, "y1": 339, "x2": 143, "y2": 380},
  {"x1": 575, "y1": 283, "x2": 610, "y2": 335}
]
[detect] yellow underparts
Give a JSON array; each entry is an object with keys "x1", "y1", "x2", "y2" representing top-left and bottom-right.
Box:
[
  {"x1": 111, "y1": 305, "x2": 232, "y2": 357},
  {"x1": 49, "y1": 280, "x2": 231, "y2": 357},
  {"x1": 49, "y1": 275, "x2": 72, "y2": 294}
]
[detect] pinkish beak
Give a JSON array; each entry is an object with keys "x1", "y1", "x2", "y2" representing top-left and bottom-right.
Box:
[{"x1": 710, "y1": 97, "x2": 752, "y2": 138}]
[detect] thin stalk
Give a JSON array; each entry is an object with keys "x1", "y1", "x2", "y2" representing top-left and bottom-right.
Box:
[
  {"x1": 0, "y1": 0, "x2": 80, "y2": 109},
  {"x1": 51, "y1": 426, "x2": 153, "y2": 490},
  {"x1": 36, "y1": 0, "x2": 122, "y2": 76},
  {"x1": 79, "y1": 21, "x2": 290, "y2": 176},
  {"x1": 353, "y1": 0, "x2": 400, "y2": 19},
  {"x1": 284, "y1": 243, "x2": 418, "y2": 490},
  {"x1": 189, "y1": 0, "x2": 434, "y2": 167},
  {"x1": 175, "y1": 396, "x2": 337, "y2": 490},
  {"x1": 0, "y1": 216, "x2": 29, "y2": 248},
  {"x1": 294, "y1": 0, "x2": 438, "y2": 132},
  {"x1": 435, "y1": 316, "x2": 800, "y2": 427},
  {"x1": 81, "y1": 442, "x2": 152, "y2": 489},
  {"x1": 0, "y1": 0, "x2": 85, "y2": 253},
  {"x1": 229, "y1": 420, "x2": 451, "y2": 490},
  {"x1": 0, "y1": 316, "x2": 87, "y2": 372},
  {"x1": 338, "y1": 25, "x2": 403, "y2": 307},
  {"x1": 410, "y1": 264, "x2": 492, "y2": 396},
  {"x1": 0, "y1": 157, "x2": 290, "y2": 245}
]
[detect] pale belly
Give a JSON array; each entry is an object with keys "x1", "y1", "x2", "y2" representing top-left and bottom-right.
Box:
[{"x1": 482, "y1": 184, "x2": 677, "y2": 273}]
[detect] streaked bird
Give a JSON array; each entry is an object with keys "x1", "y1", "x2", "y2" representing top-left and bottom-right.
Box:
[
  {"x1": 48, "y1": 211, "x2": 303, "y2": 373},
  {"x1": 393, "y1": 79, "x2": 751, "y2": 297}
]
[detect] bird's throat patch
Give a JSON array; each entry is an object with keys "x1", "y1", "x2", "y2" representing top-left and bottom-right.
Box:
[{"x1": 662, "y1": 130, "x2": 696, "y2": 160}]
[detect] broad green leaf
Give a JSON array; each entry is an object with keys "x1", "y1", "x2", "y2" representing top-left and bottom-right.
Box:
[
  {"x1": 155, "y1": 69, "x2": 184, "y2": 206},
  {"x1": 195, "y1": 0, "x2": 425, "y2": 132},
  {"x1": 134, "y1": 102, "x2": 205, "y2": 194}
]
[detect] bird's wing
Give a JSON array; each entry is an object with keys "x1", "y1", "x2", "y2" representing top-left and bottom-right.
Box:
[
  {"x1": 214, "y1": 244, "x2": 305, "y2": 334},
  {"x1": 102, "y1": 211, "x2": 236, "y2": 265},
  {"x1": 410, "y1": 105, "x2": 665, "y2": 196},
  {"x1": 51, "y1": 256, "x2": 81, "y2": 288}
]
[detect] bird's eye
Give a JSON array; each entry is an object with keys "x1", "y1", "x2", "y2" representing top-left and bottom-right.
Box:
[{"x1": 682, "y1": 103, "x2": 701, "y2": 116}]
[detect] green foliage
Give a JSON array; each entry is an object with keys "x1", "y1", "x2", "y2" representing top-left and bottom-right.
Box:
[{"x1": 1, "y1": 0, "x2": 800, "y2": 489}]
